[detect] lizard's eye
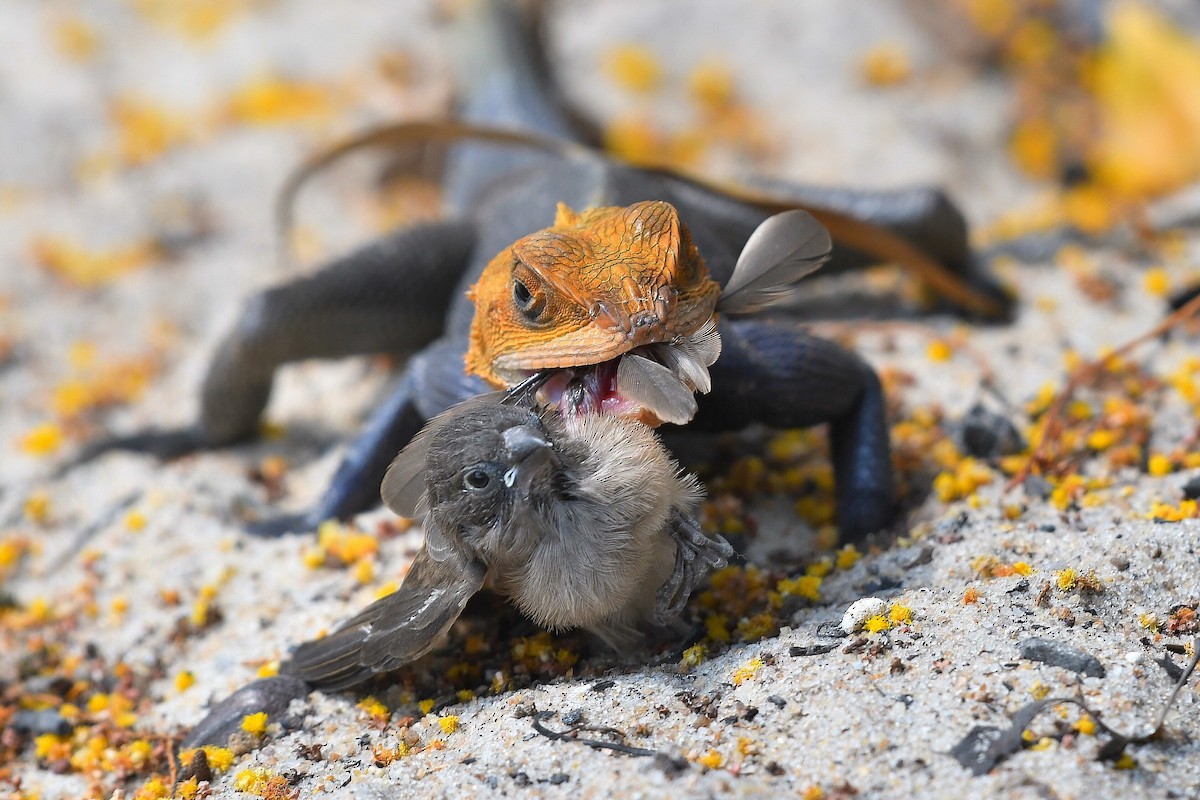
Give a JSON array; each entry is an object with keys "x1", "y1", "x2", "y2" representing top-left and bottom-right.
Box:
[
  {"x1": 513, "y1": 279, "x2": 534, "y2": 310},
  {"x1": 511, "y1": 266, "x2": 548, "y2": 323}
]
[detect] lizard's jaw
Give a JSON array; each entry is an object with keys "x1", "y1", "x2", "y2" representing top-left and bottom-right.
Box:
[{"x1": 497, "y1": 317, "x2": 723, "y2": 427}]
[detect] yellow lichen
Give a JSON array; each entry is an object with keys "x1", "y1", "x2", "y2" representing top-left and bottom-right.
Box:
[
  {"x1": 240, "y1": 712, "x2": 268, "y2": 736},
  {"x1": 836, "y1": 544, "x2": 863, "y2": 570},
  {"x1": 731, "y1": 657, "x2": 763, "y2": 686},
  {"x1": 20, "y1": 423, "x2": 64, "y2": 456},
  {"x1": 438, "y1": 715, "x2": 460, "y2": 734},
  {"x1": 604, "y1": 45, "x2": 662, "y2": 94},
  {"x1": 861, "y1": 43, "x2": 911, "y2": 86},
  {"x1": 680, "y1": 643, "x2": 708, "y2": 671}
]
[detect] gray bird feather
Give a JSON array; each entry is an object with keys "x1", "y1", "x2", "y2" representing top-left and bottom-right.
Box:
[
  {"x1": 288, "y1": 544, "x2": 485, "y2": 691},
  {"x1": 616, "y1": 353, "x2": 700, "y2": 426},
  {"x1": 718, "y1": 209, "x2": 831, "y2": 314}
]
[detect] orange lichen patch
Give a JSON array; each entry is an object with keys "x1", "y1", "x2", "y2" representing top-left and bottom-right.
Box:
[
  {"x1": 226, "y1": 75, "x2": 336, "y2": 126},
  {"x1": 304, "y1": 520, "x2": 378, "y2": 569},
  {"x1": 372, "y1": 742, "x2": 412, "y2": 766},
  {"x1": 32, "y1": 235, "x2": 162, "y2": 288},
  {"x1": 696, "y1": 749, "x2": 724, "y2": 769},
  {"x1": 932, "y1": 458, "x2": 994, "y2": 502},
  {"x1": 52, "y1": 353, "x2": 160, "y2": 418},
  {"x1": 1008, "y1": 118, "x2": 1058, "y2": 181},
  {"x1": 51, "y1": 16, "x2": 101, "y2": 62},
  {"x1": 687, "y1": 61, "x2": 735, "y2": 110},
  {"x1": 110, "y1": 97, "x2": 195, "y2": 167},
  {"x1": 510, "y1": 632, "x2": 578, "y2": 674},
  {"x1": 1166, "y1": 606, "x2": 1199, "y2": 636},
  {"x1": 970, "y1": 556, "x2": 1033, "y2": 579},
  {"x1": 861, "y1": 43, "x2": 912, "y2": 86},
  {"x1": 963, "y1": 586, "x2": 982, "y2": 605},
  {"x1": 603, "y1": 45, "x2": 662, "y2": 94},
  {"x1": 603, "y1": 113, "x2": 669, "y2": 167},
  {"x1": 234, "y1": 767, "x2": 293, "y2": 797},
  {"x1": 1148, "y1": 499, "x2": 1199, "y2": 522}
]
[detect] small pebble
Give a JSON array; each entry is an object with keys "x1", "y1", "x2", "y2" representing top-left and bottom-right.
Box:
[
  {"x1": 1019, "y1": 637, "x2": 1106, "y2": 678},
  {"x1": 841, "y1": 597, "x2": 888, "y2": 635}
]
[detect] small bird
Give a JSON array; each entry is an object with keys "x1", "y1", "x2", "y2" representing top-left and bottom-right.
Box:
[{"x1": 286, "y1": 395, "x2": 733, "y2": 690}]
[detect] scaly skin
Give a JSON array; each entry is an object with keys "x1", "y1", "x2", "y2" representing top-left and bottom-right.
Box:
[{"x1": 466, "y1": 201, "x2": 720, "y2": 387}]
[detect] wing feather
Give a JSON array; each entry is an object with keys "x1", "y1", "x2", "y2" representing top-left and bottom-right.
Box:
[{"x1": 719, "y1": 210, "x2": 831, "y2": 314}]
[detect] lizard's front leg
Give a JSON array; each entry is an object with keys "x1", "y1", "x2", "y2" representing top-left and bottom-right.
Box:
[
  {"x1": 692, "y1": 318, "x2": 895, "y2": 542},
  {"x1": 70, "y1": 221, "x2": 476, "y2": 465},
  {"x1": 245, "y1": 337, "x2": 489, "y2": 536}
]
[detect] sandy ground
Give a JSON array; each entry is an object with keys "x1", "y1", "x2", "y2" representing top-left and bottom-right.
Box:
[{"x1": 2, "y1": 1, "x2": 1199, "y2": 798}]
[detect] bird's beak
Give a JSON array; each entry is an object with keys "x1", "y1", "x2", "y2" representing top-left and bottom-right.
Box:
[
  {"x1": 503, "y1": 425, "x2": 551, "y2": 462},
  {"x1": 501, "y1": 425, "x2": 553, "y2": 496}
]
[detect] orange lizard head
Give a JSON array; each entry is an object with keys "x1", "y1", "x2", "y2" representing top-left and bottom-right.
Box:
[{"x1": 465, "y1": 200, "x2": 720, "y2": 389}]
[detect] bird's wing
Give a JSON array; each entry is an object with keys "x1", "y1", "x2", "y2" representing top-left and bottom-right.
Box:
[
  {"x1": 286, "y1": 542, "x2": 486, "y2": 691},
  {"x1": 718, "y1": 210, "x2": 831, "y2": 314}
]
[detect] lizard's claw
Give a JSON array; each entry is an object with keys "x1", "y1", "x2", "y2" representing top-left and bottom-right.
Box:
[
  {"x1": 654, "y1": 510, "x2": 736, "y2": 623},
  {"x1": 243, "y1": 512, "x2": 319, "y2": 538},
  {"x1": 60, "y1": 427, "x2": 209, "y2": 475}
]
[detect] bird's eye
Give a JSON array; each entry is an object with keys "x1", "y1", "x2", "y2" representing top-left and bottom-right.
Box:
[{"x1": 463, "y1": 468, "x2": 492, "y2": 491}]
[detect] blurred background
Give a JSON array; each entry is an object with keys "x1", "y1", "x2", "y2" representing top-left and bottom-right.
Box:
[
  {"x1": 3, "y1": 3, "x2": 1200, "y2": 794},
  {"x1": 4, "y1": 0, "x2": 1200, "y2": 479}
]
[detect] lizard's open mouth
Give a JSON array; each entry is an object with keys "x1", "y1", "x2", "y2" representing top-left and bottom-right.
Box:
[{"x1": 522, "y1": 318, "x2": 722, "y2": 427}]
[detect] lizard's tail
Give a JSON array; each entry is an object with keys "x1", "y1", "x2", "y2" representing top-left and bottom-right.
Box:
[
  {"x1": 441, "y1": 0, "x2": 595, "y2": 210},
  {"x1": 449, "y1": 0, "x2": 579, "y2": 140}
]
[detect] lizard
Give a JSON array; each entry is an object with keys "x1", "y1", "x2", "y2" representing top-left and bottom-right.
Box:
[{"x1": 71, "y1": 0, "x2": 1013, "y2": 545}]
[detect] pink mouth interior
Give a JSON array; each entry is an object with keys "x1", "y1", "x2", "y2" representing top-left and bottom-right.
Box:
[{"x1": 534, "y1": 359, "x2": 644, "y2": 419}]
